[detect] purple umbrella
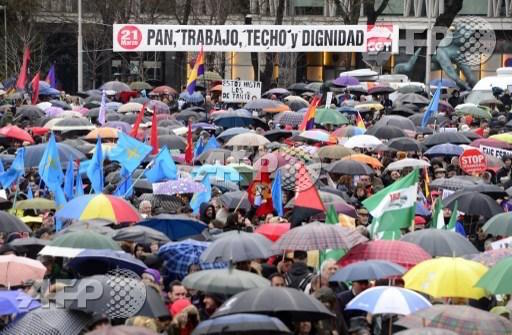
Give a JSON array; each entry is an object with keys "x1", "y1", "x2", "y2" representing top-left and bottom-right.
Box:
[
  {"x1": 104, "y1": 121, "x2": 131, "y2": 133},
  {"x1": 152, "y1": 179, "x2": 207, "y2": 195},
  {"x1": 45, "y1": 106, "x2": 64, "y2": 118},
  {"x1": 192, "y1": 122, "x2": 218, "y2": 131},
  {"x1": 148, "y1": 100, "x2": 170, "y2": 114},
  {"x1": 333, "y1": 76, "x2": 360, "y2": 87}
]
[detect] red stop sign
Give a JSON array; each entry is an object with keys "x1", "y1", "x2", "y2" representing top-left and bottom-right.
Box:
[
  {"x1": 459, "y1": 148, "x2": 487, "y2": 175},
  {"x1": 117, "y1": 25, "x2": 142, "y2": 50}
]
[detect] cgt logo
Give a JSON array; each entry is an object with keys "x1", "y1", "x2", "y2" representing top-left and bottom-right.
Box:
[{"x1": 366, "y1": 24, "x2": 393, "y2": 52}]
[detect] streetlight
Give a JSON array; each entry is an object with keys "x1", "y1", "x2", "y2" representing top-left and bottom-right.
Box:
[
  {"x1": 0, "y1": 5, "x2": 7, "y2": 80},
  {"x1": 77, "y1": 0, "x2": 83, "y2": 92}
]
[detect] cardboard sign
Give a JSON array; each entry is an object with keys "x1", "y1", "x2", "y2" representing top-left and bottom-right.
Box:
[
  {"x1": 113, "y1": 24, "x2": 399, "y2": 53},
  {"x1": 222, "y1": 80, "x2": 261, "y2": 103},
  {"x1": 459, "y1": 148, "x2": 487, "y2": 175},
  {"x1": 325, "y1": 92, "x2": 333, "y2": 108}
]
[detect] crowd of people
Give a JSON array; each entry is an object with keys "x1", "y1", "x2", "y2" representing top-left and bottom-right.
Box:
[{"x1": 0, "y1": 75, "x2": 512, "y2": 335}]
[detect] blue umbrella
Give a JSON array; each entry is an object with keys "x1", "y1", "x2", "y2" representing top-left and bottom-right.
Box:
[
  {"x1": 67, "y1": 249, "x2": 148, "y2": 276},
  {"x1": 192, "y1": 122, "x2": 218, "y2": 131},
  {"x1": 24, "y1": 143, "x2": 86, "y2": 168},
  {"x1": 193, "y1": 313, "x2": 291, "y2": 335},
  {"x1": 214, "y1": 112, "x2": 266, "y2": 129},
  {"x1": 218, "y1": 127, "x2": 251, "y2": 142},
  {"x1": 337, "y1": 106, "x2": 357, "y2": 114},
  {"x1": 39, "y1": 85, "x2": 60, "y2": 97},
  {"x1": 416, "y1": 202, "x2": 431, "y2": 217},
  {"x1": 158, "y1": 239, "x2": 226, "y2": 280},
  {"x1": 180, "y1": 91, "x2": 204, "y2": 104},
  {"x1": 139, "y1": 214, "x2": 207, "y2": 241},
  {"x1": 0, "y1": 291, "x2": 40, "y2": 316},
  {"x1": 329, "y1": 260, "x2": 406, "y2": 282},
  {"x1": 192, "y1": 164, "x2": 241, "y2": 182},
  {"x1": 430, "y1": 78, "x2": 457, "y2": 88},
  {"x1": 424, "y1": 143, "x2": 464, "y2": 157},
  {"x1": 346, "y1": 286, "x2": 431, "y2": 315}
]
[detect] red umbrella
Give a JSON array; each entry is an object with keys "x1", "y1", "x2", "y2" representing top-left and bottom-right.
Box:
[
  {"x1": 0, "y1": 125, "x2": 35, "y2": 143},
  {"x1": 470, "y1": 138, "x2": 512, "y2": 150},
  {"x1": 339, "y1": 240, "x2": 431, "y2": 270},
  {"x1": 151, "y1": 85, "x2": 178, "y2": 96},
  {"x1": 255, "y1": 223, "x2": 290, "y2": 242}
]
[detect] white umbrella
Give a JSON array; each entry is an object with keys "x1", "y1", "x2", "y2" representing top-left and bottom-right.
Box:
[
  {"x1": 385, "y1": 158, "x2": 430, "y2": 171},
  {"x1": 225, "y1": 133, "x2": 270, "y2": 147},
  {"x1": 346, "y1": 286, "x2": 431, "y2": 315},
  {"x1": 344, "y1": 135, "x2": 382, "y2": 149},
  {"x1": 118, "y1": 102, "x2": 143, "y2": 113}
]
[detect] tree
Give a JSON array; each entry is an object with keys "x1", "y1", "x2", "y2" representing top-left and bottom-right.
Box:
[
  {"x1": 434, "y1": 0, "x2": 463, "y2": 28},
  {"x1": 364, "y1": 0, "x2": 390, "y2": 25}
]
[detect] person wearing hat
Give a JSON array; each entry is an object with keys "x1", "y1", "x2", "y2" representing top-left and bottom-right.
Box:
[{"x1": 167, "y1": 298, "x2": 200, "y2": 335}]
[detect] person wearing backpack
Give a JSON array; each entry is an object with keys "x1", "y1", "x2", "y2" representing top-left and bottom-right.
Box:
[{"x1": 284, "y1": 250, "x2": 314, "y2": 291}]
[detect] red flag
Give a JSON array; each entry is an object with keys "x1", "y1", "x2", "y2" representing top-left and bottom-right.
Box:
[
  {"x1": 299, "y1": 96, "x2": 320, "y2": 131},
  {"x1": 150, "y1": 111, "x2": 158, "y2": 154},
  {"x1": 290, "y1": 163, "x2": 325, "y2": 227},
  {"x1": 185, "y1": 122, "x2": 193, "y2": 165},
  {"x1": 16, "y1": 47, "x2": 30, "y2": 90},
  {"x1": 31, "y1": 72, "x2": 40, "y2": 105},
  {"x1": 130, "y1": 103, "x2": 146, "y2": 138}
]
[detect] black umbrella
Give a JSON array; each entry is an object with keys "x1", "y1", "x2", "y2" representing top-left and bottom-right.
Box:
[
  {"x1": 175, "y1": 110, "x2": 205, "y2": 123},
  {"x1": 212, "y1": 287, "x2": 335, "y2": 321},
  {"x1": 50, "y1": 99, "x2": 72, "y2": 110},
  {"x1": 62, "y1": 139, "x2": 95, "y2": 154},
  {"x1": 200, "y1": 231, "x2": 276, "y2": 263},
  {"x1": 423, "y1": 132, "x2": 471, "y2": 146},
  {"x1": 327, "y1": 160, "x2": 375, "y2": 175},
  {"x1": 159, "y1": 135, "x2": 186, "y2": 150},
  {"x1": 196, "y1": 148, "x2": 233, "y2": 164},
  {"x1": 121, "y1": 113, "x2": 150, "y2": 124},
  {"x1": 288, "y1": 82, "x2": 308, "y2": 93},
  {"x1": 375, "y1": 115, "x2": 416, "y2": 132},
  {"x1": 409, "y1": 113, "x2": 449, "y2": 127},
  {"x1": 24, "y1": 143, "x2": 85, "y2": 168},
  {"x1": 464, "y1": 184, "x2": 507, "y2": 199},
  {"x1": 366, "y1": 125, "x2": 407, "y2": 140},
  {"x1": 387, "y1": 137, "x2": 425, "y2": 152},
  {"x1": 214, "y1": 113, "x2": 267, "y2": 129},
  {"x1": 415, "y1": 127, "x2": 434, "y2": 135},
  {"x1": 264, "y1": 129, "x2": 295, "y2": 142},
  {"x1": 369, "y1": 86, "x2": 395, "y2": 95},
  {"x1": 137, "y1": 285, "x2": 170, "y2": 319},
  {"x1": 0, "y1": 211, "x2": 32, "y2": 234},
  {"x1": 400, "y1": 229, "x2": 478, "y2": 257},
  {"x1": 193, "y1": 313, "x2": 291, "y2": 335},
  {"x1": 219, "y1": 191, "x2": 251, "y2": 211},
  {"x1": 430, "y1": 176, "x2": 484, "y2": 191},
  {"x1": 8, "y1": 237, "x2": 48, "y2": 257},
  {"x1": 329, "y1": 260, "x2": 406, "y2": 282},
  {"x1": 159, "y1": 119, "x2": 183, "y2": 128},
  {"x1": 443, "y1": 191, "x2": 504, "y2": 218},
  {"x1": 1, "y1": 305, "x2": 91, "y2": 335},
  {"x1": 112, "y1": 225, "x2": 170, "y2": 244},
  {"x1": 137, "y1": 193, "x2": 185, "y2": 213},
  {"x1": 461, "y1": 131, "x2": 482, "y2": 141},
  {"x1": 390, "y1": 106, "x2": 416, "y2": 117}
]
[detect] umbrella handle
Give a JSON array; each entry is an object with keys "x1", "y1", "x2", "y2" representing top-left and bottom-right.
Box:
[{"x1": 233, "y1": 191, "x2": 247, "y2": 213}]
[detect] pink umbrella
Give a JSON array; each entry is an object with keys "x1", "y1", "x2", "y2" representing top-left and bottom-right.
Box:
[{"x1": 0, "y1": 255, "x2": 46, "y2": 286}]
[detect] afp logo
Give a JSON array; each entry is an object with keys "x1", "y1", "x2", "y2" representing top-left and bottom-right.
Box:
[{"x1": 366, "y1": 24, "x2": 393, "y2": 52}]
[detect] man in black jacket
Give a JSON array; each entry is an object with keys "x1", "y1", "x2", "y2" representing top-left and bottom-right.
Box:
[
  {"x1": 284, "y1": 250, "x2": 314, "y2": 291},
  {"x1": 337, "y1": 280, "x2": 370, "y2": 332}
]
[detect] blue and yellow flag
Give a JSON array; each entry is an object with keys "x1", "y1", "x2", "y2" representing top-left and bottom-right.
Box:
[
  {"x1": 63, "y1": 159, "x2": 74, "y2": 200},
  {"x1": 145, "y1": 147, "x2": 178, "y2": 183},
  {"x1": 87, "y1": 137, "x2": 104, "y2": 194},
  {"x1": 0, "y1": 148, "x2": 24, "y2": 188},
  {"x1": 186, "y1": 47, "x2": 204, "y2": 95},
  {"x1": 38, "y1": 133, "x2": 63, "y2": 187},
  {"x1": 109, "y1": 132, "x2": 152, "y2": 174}
]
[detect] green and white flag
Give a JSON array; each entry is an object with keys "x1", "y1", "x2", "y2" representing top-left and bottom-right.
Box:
[
  {"x1": 432, "y1": 197, "x2": 445, "y2": 229},
  {"x1": 363, "y1": 169, "x2": 419, "y2": 232},
  {"x1": 445, "y1": 200, "x2": 458, "y2": 231}
]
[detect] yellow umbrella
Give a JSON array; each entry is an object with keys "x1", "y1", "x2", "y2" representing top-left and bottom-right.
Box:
[
  {"x1": 355, "y1": 103, "x2": 384, "y2": 111},
  {"x1": 490, "y1": 133, "x2": 512, "y2": 144},
  {"x1": 403, "y1": 257, "x2": 488, "y2": 299}
]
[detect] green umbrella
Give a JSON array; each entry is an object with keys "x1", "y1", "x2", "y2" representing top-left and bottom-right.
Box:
[
  {"x1": 475, "y1": 257, "x2": 512, "y2": 294},
  {"x1": 15, "y1": 198, "x2": 57, "y2": 210},
  {"x1": 455, "y1": 103, "x2": 492, "y2": 120},
  {"x1": 183, "y1": 268, "x2": 270, "y2": 295},
  {"x1": 482, "y1": 212, "x2": 512, "y2": 236},
  {"x1": 49, "y1": 230, "x2": 121, "y2": 250},
  {"x1": 315, "y1": 108, "x2": 350, "y2": 126},
  {"x1": 129, "y1": 81, "x2": 152, "y2": 91},
  {"x1": 198, "y1": 71, "x2": 222, "y2": 81},
  {"x1": 315, "y1": 108, "x2": 349, "y2": 126}
]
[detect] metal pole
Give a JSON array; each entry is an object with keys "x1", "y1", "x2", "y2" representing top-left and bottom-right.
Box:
[
  {"x1": 425, "y1": 0, "x2": 432, "y2": 97},
  {"x1": 3, "y1": 6, "x2": 6, "y2": 80},
  {"x1": 77, "y1": 0, "x2": 83, "y2": 92}
]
